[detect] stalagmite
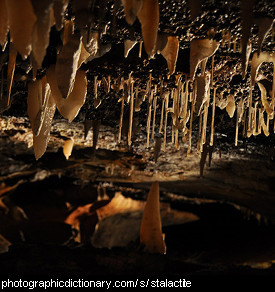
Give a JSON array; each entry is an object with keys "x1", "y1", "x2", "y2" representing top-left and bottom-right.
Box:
[
  {"x1": 92, "y1": 120, "x2": 100, "y2": 155},
  {"x1": 137, "y1": 0, "x2": 159, "y2": 58},
  {"x1": 6, "y1": 0, "x2": 37, "y2": 59},
  {"x1": 190, "y1": 38, "x2": 219, "y2": 80},
  {"x1": 226, "y1": 94, "x2": 236, "y2": 118},
  {"x1": 84, "y1": 119, "x2": 93, "y2": 139},
  {"x1": 124, "y1": 39, "x2": 138, "y2": 58},
  {"x1": 31, "y1": 0, "x2": 55, "y2": 68},
  {"x1": 140, "y1": 181, "x2": 166, "y2": 254},
  {"x1": 154, "y1": 136, "x2": 162, "y2": 163},
  {"x1": 46, "y1": 65, "x2": 87, "y2": 123},
  {"x1": 6, "y1": 44, "x2": 17, "y2": 108},
  {"x1": 210, "y1": 87, "x2": 216, "y2": 146},
  {"x1": 63, "y1": 138, "x2": 74, "y2": 160},
  {"x1": 0, "y1": 0, "x2": 8, "y2": 49},
  {"x1": 27, "y1": 77, "x2": 56, "y2": 160}
]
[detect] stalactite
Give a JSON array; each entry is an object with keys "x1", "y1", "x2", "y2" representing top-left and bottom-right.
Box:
[
  {"x1": 128, "y1": 81, "x2": 134, "y2": 146},
  {"x1": 187, "y1": 80, "x2": 197, "y2": 156},
  {"x1": 210, "y1": 87, "x2": 216, "y2": 146},
  {"x1": 258, "y1": 82, "x2": 273, "y2": 115},
  {"x1": 94, "y1": 75, "x2": 101, "y2": 108},
  {"x1": 247, "y1": 87, "x2": 253, "y2": 136},
  {"x1": 226, "y1": 94, "x2": 236, "y2": 118},
  {"x1": 163, "y1": 90, "x2": 169, "y2": 151},
  {"x1": 232, "y1": 35, "x2": 237, "y2": 52},
  {"x1": 197, "y1": 110, "x2": 203, "y2": 153},
  {"x1": 63, "y1": 138, "x2": 74, "y2": 160},
  {"x1": 200, "y1": 92, "x2": 210, "y2": 152},
  {"x1": 146, "y1": 90, "x2": 153, "y2": 148},
  {"x1": 242, "y1": 108, "x2": 247, "y2": 138},
  {"x1": 259, "y1": 107, "x2": 270, "y2": 136},
  {"x1": 183, "y1": 80, "x2": 189, "y2": 123},
  {"x1": 235, "y1": 97, "x2": 244, "y2": 146},
  {"x1": 158, "y1": 92, "x2": 166, "y2": 134},
  {"x1": 7, "y1": 43, "x2": 17, "y2": 108},
  {"x1": 190, "y1": 38, "x2": 219, "y2": 80},
  {"x1": 124, "y1": 39, "x2": 137, "y2": 58},
  {"x1": 252, "y1": 101, "x2": 259, "y2": 136},
  {"x1": 118, "y1": 95, "x2": 124, "y2": 144},
  {"x1": 151, "y1": 89, "x2": 157, "y2": 140},
  {"x1": 139, "y1": 40, "x2": 143, "y2": 58},
  {"x1": 211, "y1": 55, "x2": 214, "y2": 88},
  {"x1": 257, "y1": 107, "x2": 262, "y2": 134}
]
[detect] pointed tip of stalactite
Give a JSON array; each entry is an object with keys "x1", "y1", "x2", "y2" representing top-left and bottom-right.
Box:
[
  {"x1": 63, "y1": 138, "x2": 74, "y2": 160},
  {"x1": 124, "y1": 39, "x2": 138, "y2": 58},
  {"x1": 121, "y1": 0, "x2": 143, "y2": 26},
  {"x1": 190, "y1": 38, "x2": 219, "y2": 81},
  {"x1": 157, "y1": 35, "x2": 179, "y2": 76},
  {"x1": 241, "y1": 40, "x2": 252, "y2": 80},
  {"x1": 137, "y1": 0, "x2": 159, "y2": 60}
]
